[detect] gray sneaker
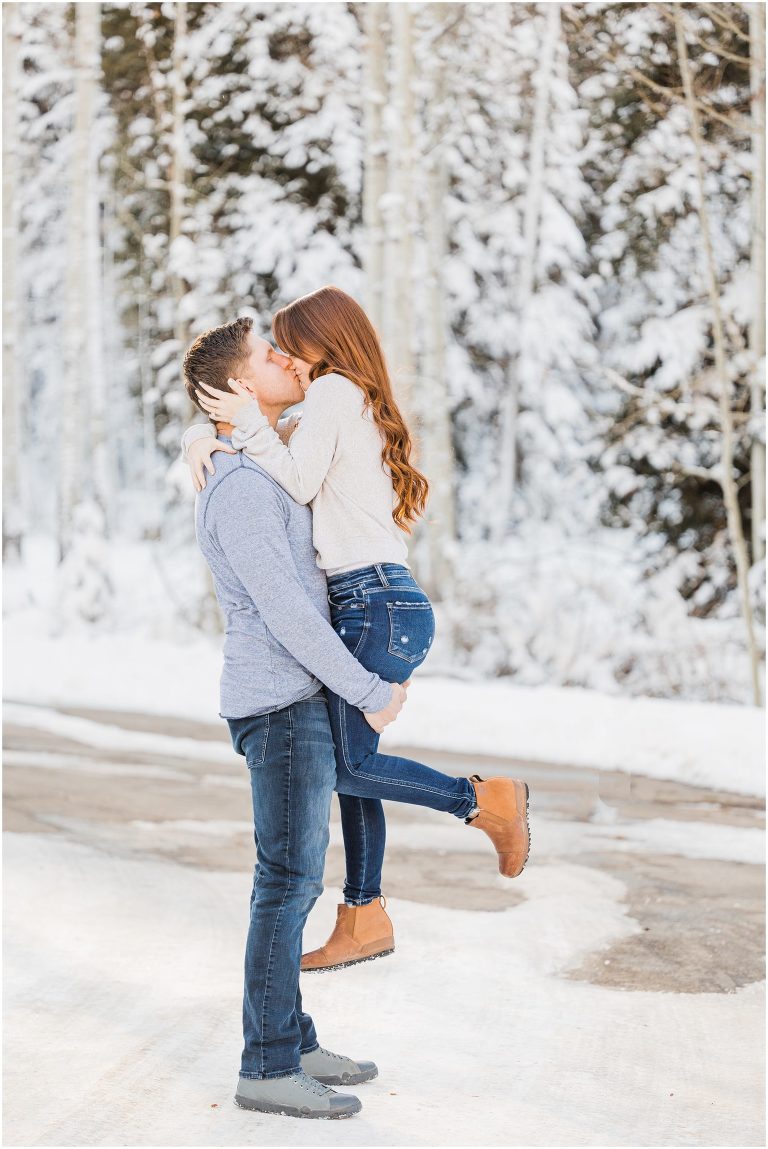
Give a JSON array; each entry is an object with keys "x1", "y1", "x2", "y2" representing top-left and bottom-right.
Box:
[
  {"x1": 301, "y1": 1045, "x2": 379, "y2": 1086},
  {"x1": 234, "y1": 1069, "x2": 361, "y2": 1119}
]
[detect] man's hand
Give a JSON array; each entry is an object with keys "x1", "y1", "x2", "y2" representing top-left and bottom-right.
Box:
[
  {"x1": 187, "y1": 436, "x2": 237, "y2": 493},
  {"x1": 364, "y1": 681, "x2": 409, "y2": 734}
]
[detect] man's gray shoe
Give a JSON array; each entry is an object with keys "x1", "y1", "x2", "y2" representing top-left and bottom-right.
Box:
[
  {"x1": 234, "y1": 1069, "x2": 361, "y2": 1119},
  {"x1": 301, "y1": 1045, "x2": 378, "y2": 1086}
]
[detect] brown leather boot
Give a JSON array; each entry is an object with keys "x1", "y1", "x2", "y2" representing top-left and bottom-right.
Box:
[
  {"x1": 465, "y1": 775, "x2": 530, "y2": 877},
  {"x1": 301, "y1": 897, "x2": 395, "y2": 973}
]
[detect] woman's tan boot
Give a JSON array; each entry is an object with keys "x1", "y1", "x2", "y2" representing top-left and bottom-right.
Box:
[
  {"x1": 301, "y1": 897, "x2": 394, "y2": 973},
  {"x1": 465, "y1": 775, "x2": 531, "y2": 877}
]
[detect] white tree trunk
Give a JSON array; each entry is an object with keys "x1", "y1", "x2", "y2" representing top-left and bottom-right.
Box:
[
  {"x1": 383, "y1": 1, "x2": 416, "y2": 419},
  {"x1": 100, "y1": 189, "x2": 125, "y2": 529},
  {"x1": 85, "y1": 6, "x2": 110, "y2": 533},
  {"x1": 749, "y1": 2, "x2": 766, "y2": 564},
  {"x1": 60, "y1": 1, "x2": 102, "y2": 561},
  {"x1": 675, "y1": 10, "x2": 763, "y2": 706},
  {"x1": 496, "y1": 1, "x2": 559, "y2": 540},
  {"x1": 3, "y1": 3, "x2": 23, "y2": 561},
  {"x1": 167, "y1": 6, "x2": 218, "y2": 626},
  {"x1": 169, "y1": 1, "x2": 193, "y2": 411},
  {"x1": 138, "y1": 252, "x2": 160, "y2": 504},
  {"x1": 363, "y1": 3, "x2": 387, "y2": 335},
  {"x1": 420, "y1": 3, "x2": 457, "y2": 597}
]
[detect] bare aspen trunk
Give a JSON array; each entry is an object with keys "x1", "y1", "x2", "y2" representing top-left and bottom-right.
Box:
[
  {"x1": 384, "y1": 1, "x2": 416, "y2": 419},
  {"x1": 59, "y1": 2, "x2": 101, "y2": 561},
  {"x1": 675, "y1": 10, "x2": 763, "y2": 705},
  {"x1": 167, "y1": 9, "x2": 218, "y2": 629},
  {"x1": 138, "y1": 253, "x2": 160, "y2": 504},
  {"x1": 749, "y1": 2, "x2": 766, "y2": 564},
  {"x1": 421, "y1": 3, "x2": 457, "y2": 597},
  {"x1": 99, "y1": 190, "x2": 123, "y2": 530},
  {"x1": 496, "y1": 2, "x2": 559, "y2": 540},
  {"x1": 169, "y1": 1, "x2": 193, "y2": 411},
  {"x1": 3, "y1": 3, "x2": 23, "y2": 560},
  {"x1": 363, "y1": 3, "x2": 387, "y2": 334},
  {"x1": 84, "y1": 4, "x2": 111, "y2": 532}
]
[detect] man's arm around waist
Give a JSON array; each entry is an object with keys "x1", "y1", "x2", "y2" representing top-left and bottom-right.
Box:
[{"x1": 209, "y1": 468, "x2": 392, "y2": 713}]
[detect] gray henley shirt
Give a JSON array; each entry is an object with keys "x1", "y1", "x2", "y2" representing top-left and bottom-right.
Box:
[{"x1": 194, "y1": 438, "x2": 392, "y2": 719}]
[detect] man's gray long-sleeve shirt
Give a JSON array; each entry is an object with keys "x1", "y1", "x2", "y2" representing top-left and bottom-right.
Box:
[{"x1": 195, "y1": 438, "x2": 392, "y2": 719}]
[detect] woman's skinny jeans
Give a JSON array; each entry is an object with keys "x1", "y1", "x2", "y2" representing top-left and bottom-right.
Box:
[{"x1": 327, "y1": 563, "x2": 476, "y2": 905}]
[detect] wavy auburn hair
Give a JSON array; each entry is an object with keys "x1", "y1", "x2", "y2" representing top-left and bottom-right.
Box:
[{"x1": 272, "y1": 287, "x2": 429, "y2": 531}]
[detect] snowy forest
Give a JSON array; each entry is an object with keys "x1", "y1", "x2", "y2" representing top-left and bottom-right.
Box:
[{"x1": 2, "y1": 0, "x2": 766, "y2": 707}]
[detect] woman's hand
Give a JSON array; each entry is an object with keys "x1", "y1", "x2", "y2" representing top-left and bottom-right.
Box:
[
  {"x1": 187, "y1": 436, "x2": 237, "y2": 493},
  {"x1": 196, "y1": 378, "x2": 260, "y2": 425}
]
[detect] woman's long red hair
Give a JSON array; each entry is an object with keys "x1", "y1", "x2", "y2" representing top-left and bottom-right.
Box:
[{"x1": 272, "y1": 286, "x2": 429, "y2": 531}]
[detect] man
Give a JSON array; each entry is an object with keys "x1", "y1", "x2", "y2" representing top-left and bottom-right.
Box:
[{"x1": 182, "y1": 316, "x2": 406, "y2": 1119}]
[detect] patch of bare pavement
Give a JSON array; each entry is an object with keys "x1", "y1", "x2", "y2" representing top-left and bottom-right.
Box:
[{"x1": 3, "y1": 701, "x2": 765, "y2": 995}]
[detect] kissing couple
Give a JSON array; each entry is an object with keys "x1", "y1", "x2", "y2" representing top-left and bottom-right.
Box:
[{"x1": 182, "y1": 285, "x2": 531, "y2": 1119}]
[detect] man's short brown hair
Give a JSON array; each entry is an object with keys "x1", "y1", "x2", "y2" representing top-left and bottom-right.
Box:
[{"x1": 182, "y1": 316, "x2": 254, "y2": 412}]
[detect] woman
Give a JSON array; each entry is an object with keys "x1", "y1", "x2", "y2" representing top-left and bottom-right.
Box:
[{"x1": 183, "y1": 286, "x2": 530, "y2": 973}]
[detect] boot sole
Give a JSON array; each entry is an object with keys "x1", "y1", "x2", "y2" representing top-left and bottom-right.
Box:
[
  {"x1": 508, "y1": 780, "x2": 531, "y2": 878},
  {"x1": 234, "y1": 1095, "x2": 361, "y2": 1119},
  {"x1": 497, "y1": 780, "x2": 530, "y2": 879},
  {"x1": 301, "y1": 947, "x2": 394, "y2": 974},
  {"x1": 521, "y1": 781, "x2": 531, "y2": 870}
]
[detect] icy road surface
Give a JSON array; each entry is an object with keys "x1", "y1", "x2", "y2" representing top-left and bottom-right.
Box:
[{"x1": 3, "y1": 703, "x2": 765, "y2": 1147}]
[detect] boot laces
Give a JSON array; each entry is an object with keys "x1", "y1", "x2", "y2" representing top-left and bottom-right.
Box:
[
  {"x1": 292, "y1": 1069, "x2": 333, "y2": 1096},
  {"x1": 316, "y1": 1045, "x2": 350, "y2": 1063}
]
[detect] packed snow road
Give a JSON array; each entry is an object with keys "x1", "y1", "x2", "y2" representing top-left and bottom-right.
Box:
[{"x1": 3, "y1": 702, "x2": 765, "y2": 1147}]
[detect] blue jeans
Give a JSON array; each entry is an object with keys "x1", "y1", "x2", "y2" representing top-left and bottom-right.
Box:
[
  {"x1": 327, "y1": 563, "x2": 476, "y2": 905},
  {"x1": 228, "y1": 694, "x2": 336, "y2": 1079}
]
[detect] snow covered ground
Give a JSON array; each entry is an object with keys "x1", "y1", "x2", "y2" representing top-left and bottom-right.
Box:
[
  {"x1": 3, "y1": 540, "x2": 765, "y2": 1144},
  {"x1": 4, "y1": 824, "x2": 764, "y2": 1148},
  {"x1": 3, "y1": 688, "x2": 764, "y2": 1145},
  {"x1": 3, "y1": 608, "x2": 765, "y2": 797}
]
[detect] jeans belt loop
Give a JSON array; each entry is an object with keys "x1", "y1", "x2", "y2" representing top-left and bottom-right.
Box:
[{"x1": 374, "y1": 563, "x2": 389, "y2": 587}]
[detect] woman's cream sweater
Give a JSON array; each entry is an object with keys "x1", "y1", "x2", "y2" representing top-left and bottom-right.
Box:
[{"x1": 182, "y1": 372, "x2": 410, "y2": 575}]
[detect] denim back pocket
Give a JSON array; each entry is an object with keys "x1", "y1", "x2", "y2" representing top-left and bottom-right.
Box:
[
  {"x1": 386, "y1": 601, "x2": 435, "y2": 664},
  {"x1": 229, "y1": 712, "x2": 270, "y2": 767}
]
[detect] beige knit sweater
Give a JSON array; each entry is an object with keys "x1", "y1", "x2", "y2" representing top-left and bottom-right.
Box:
[{"x1": 182, "y1": 372, "x2": 410, "y2": 575}]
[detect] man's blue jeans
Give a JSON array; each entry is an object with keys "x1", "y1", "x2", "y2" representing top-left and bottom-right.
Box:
[
  {"x1": 327, "y1": 563, "x2": 477, "y2": 906},
  {"x1": 228, "y1": 693, "x2": 335, "y2": 1079}
]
